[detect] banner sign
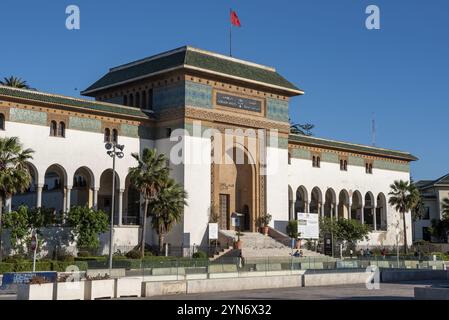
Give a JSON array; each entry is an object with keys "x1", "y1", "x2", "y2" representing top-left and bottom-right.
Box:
[
  {"x1": 0, "y1": 272, "x2": 57, "y2": 290},
  {"x1": 208, "y1": 223, "x2": 218, "y2": 240},
  {"x1": 297, "y1": 213, "x2": 319, "y2": 240},
  {"x1": 216, "y1": 92, "x2": 262, "y2": 112}
]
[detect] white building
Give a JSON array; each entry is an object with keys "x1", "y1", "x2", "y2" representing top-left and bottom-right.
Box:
[
  {"x1": 0, "y1": 46, "x2": 417, "y2": 255},
  {"x1": 414, "y1": 174, "x2": 449, "y2": 242}
]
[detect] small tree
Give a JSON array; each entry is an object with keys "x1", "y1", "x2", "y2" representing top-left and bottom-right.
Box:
[
  {"x1": 2, "y1": 206, "x2": 54, "y2": 255},
  {"x1": 149, "y1": 178, "x2": 187, "y2": 254},
  {"x1": 335, "y1": 219, "x2": 371, "y2": 248},
  {"x1": 66, "y1": 206, "x2": 109, "y2": 251},
  {"x1": 286, "y1": 220, "x2": 299, "y2": 239}
]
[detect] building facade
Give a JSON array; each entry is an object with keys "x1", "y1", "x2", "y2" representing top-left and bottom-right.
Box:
[
  {"x1": 414, "y1": 174, "x2": 449, "y2": 242},
  {"x1": 0, "y1": 46, "x2": 417, "y2": 254}
]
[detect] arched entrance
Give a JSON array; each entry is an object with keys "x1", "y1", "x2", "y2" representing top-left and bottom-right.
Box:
[
  {"x1": 351, "y1": 191, "x2": 363, "y2": 221},
  {"x1": 98, "y1": 169, "x2": 120, "y2": 225},
  {"x1": 215, "y1": 145, "x2": 256, "y2": 231},
  {"x1": 324, "y1": 188, "x2": 336, "y2": 218},
  {"x1": 295, "y1": 186, "x2": 308, "y2": 218},
  {"x1": 42, "y1": 164, "x2": 67, "y2": 215},
  {"x1": 338, "y1": 190, "x2": 349, "y2": 220},
  {"x1": 71, "y1": 167, "x2": 95, "y2": 208}
]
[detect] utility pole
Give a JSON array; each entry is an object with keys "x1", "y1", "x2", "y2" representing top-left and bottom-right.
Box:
[{"x1": 105, "y1": 141, "x2": 125, "y2": 272}]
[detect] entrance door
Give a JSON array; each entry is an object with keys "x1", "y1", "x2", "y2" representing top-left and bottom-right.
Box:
[
  {"x1": 219, "y1": 194, "x2": 230, "y2": 230},
  {"x1": 242, "y1": 205, "x2": 250, "y2": 231}
]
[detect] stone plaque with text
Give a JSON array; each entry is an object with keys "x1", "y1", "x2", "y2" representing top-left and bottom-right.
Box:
[{"x1": 216, "y1": 92, "x2": 262, "y2": 112}]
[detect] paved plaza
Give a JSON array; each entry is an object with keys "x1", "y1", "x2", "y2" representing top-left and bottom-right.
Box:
[{"x1": 143, "y1": 280, "x2": 448, "y2": 300}]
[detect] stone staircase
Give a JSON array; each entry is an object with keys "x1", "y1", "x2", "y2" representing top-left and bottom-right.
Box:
[{"x1": 219, "y1": 230, "x2": 326, "y2": 258}]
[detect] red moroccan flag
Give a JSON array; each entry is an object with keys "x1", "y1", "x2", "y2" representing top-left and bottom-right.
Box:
[{"x1": 230, "y1": 10, "x2": 241, "y2": 27}]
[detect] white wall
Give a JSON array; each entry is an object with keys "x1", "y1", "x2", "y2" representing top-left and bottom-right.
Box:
[
  {"x1": 266, "y1": 146, "x2": 289, "y2": 233},
  {"x1": 288, "y1": 157, "x2": 412, "y2": 247}
]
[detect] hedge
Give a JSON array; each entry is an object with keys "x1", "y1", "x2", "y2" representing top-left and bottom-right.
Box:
[
  {"x1": 52, "y1": 261, "x2": 88, "y2": 272},
  {"x1": 0, "y1": 261, "x2": 88, "y2": 274},
  {"x1": 0, "y1": 263, "x2": 15, "y2": 274}
]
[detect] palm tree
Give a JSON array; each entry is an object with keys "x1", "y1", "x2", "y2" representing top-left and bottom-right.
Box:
[
  {"x1": 128, "y1": 148, "x2": 169, "y2": 258},
  {"x1": 149, "y1": 178, "x2": 187, "y2": 254},
  {"x1": 442, "y1": 198, "x2": 449, "y2": 218},
  {"x1": 0, "y1": 76, "x2": 30, "y2": 89},
  {"x1": 388, "y1": 180, "x2": 420, "y2": 254},
  {"x1": 0, "y1": 137, "x2": 34, "y2": 260}
]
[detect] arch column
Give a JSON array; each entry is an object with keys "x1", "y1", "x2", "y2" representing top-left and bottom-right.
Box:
[
  {"x1": 36, "y1": 185, "x2": 43, "y2": 208},
  {"x1": 5, "y1": 196, "x2": 12, "y2": 213},
  {"x1": 118, "y1": 189, "x2": 124, "y2": 226},
  {"x1": 92, "y1": 188, "x2": 99, "y2": 209},
  {"x1": 372, "y1": 198, "x2": 377, "y2": 230},
  {"x1": 348, "y1": 201, "x2": 352, "y2": 220},
  {"x1": 65, "y1": 187, "x2": 72, "y2": 212},
  {"x1": 330, "y1": 204, "x2": 336, "y2": 220},
  {"x1": 361, "y1": 199, "x2": 365, "y2": 224}
]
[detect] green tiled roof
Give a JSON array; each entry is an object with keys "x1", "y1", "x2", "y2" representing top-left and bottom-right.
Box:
[
  {"x1": 82, "y1": 46, "x2": 303, "y2": 95},
  {"x1": 0, "y1": 86, "x2": 151, "y2": 119},
  {"x1": 288, "y1": 134, "x2": 418, "y2": 161}
]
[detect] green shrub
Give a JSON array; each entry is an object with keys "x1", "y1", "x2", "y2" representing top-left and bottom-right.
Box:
[
  {"x1": 75, "y1": 256, "x2": 105, "y2": 261},
  {"x1": 14, "y1": 261, "x2": 52, "y2": 272},
  {"x1": 56, "y1": 250, "x2": 75, "y2": 262},
  {"x1": 192, "y1": 251, "x2": 208, "y2": 259},
  {"x1": 52, "y1": 261, "x2": 88, "y2": 272},
  {"x1": 144, "y1": 251, "x2": 153, "y2": 257},
  {"x1": 77, "y1": 251, "x2": 91, "y2": 257},
  {"x1": 125, "y1": 250, "x2": 142, "y2": 259},
  {"x1": 0, "y1": 263, "x2": 15, "y2": 274}
]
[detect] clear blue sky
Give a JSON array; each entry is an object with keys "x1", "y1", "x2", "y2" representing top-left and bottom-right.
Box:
[{"x1": 1, "y1": 0, "x2": 448, "y2": 180}]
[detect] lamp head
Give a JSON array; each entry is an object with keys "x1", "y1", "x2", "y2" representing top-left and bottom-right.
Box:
[
  {"x1": 105, "y1": 142, "x2": 113, "y2": 150},
  {"x1": 117, "y1": 152, "x2": 124, "y2": 159},
  {"x1": 116, "y1": 144, "x2": 125, "y2": 151}
]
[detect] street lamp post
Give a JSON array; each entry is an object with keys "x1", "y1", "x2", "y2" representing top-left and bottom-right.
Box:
[{"x1": 105, "y1": 141, "x2": 124, "y2": 272}]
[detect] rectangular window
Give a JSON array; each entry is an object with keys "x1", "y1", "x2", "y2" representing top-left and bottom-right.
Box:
[
  {"x1": 312, "y1": 153, "x2": 321, "y2": 168},
  {"x1": 365, "y1": 161, "x2": 373, "y2": 174},
  {"x1": 340, "y1": 157, "x2": 348, "y2": 171}
]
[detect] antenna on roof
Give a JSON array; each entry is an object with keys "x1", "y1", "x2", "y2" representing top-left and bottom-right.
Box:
[{"x1": 371, "y1": 112, "x2": 376, "y2": 147}]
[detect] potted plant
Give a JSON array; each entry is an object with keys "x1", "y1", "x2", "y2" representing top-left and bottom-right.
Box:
[
  {"x1": 235, "y1": 231, "x2": 244, "y2": 250},
  {"x1": 54, "y1": 273, "x2": 85, "y2": 300},
  {"x1": 286, "y1": 220, "x2": 302, "y2": 249},
  {"x1": 84, "y1": 274, "x2": 115, "y2": 300},
  {"x1": 17, "y1": 276, "x2": 55, "y2": 300},
  {"x1": 258, "y1": 214, "x2": 272, "y2": 236}
]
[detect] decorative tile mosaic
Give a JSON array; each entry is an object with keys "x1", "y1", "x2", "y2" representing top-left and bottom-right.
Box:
[
  {"x1": 69, "y1": 116, "x2": 101, "y2": 133},
  {"x1": 185, "y1": 81, "x2": 212, "y2": 109},
  {"x1": 373, "y1": 160, "x2": 410, "y2": 172},
  {"x1": 266, "y1": 98, "x2": 289, "y2": 123},
  {"x1": 153, "y1": 83, "x2": 185, "y2": 112},
  {"x1": 9, "y1": 108, "x2": 47, "y2": 126}
]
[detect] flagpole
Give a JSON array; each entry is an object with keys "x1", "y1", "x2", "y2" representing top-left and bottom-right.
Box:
[{"x1": 229, "y1": 8, "x2": 232, "y2": 57}]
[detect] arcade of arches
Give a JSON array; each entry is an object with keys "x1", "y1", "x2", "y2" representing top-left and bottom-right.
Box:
[
  {"x1": 10, "y1": 163, "x2": 141, "y2": 226},
  {"x1": 288, "y1": 185, "x2": 388, "y2": 231}
]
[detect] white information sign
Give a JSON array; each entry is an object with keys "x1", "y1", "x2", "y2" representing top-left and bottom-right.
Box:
[
  {"x1": 297, "y1": 213, "x2": 319, "y2": 240},
  {"x1": 209, "y1": 223, "x2": 218, "y2": 240}
]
